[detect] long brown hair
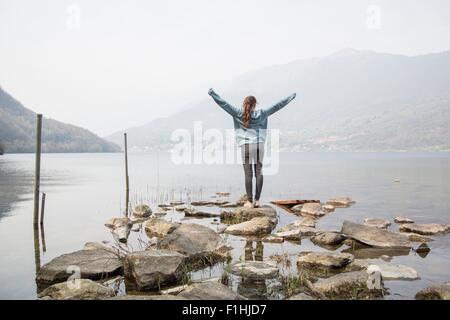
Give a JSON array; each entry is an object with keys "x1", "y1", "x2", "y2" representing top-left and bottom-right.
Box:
[{"x1": 242, "y1": 96, "x2": 257, "y2": 128}]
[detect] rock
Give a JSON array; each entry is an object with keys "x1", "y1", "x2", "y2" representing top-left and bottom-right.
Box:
[
  {"x1": 314, "y1": 271, "x2": 384, "y2": 299},
  {"x1": 261, "y1": 235, "x2": 284, "y2": 243},
  {"x1": 415, "y1": 282, "x2": 450, "y2": 300},
  {"x1": 400, "y1": 232, "x2": 433, "y2": 242},
  {"x1": 221, "y1": 206, "x2": 277, "y2": 223},
  {"x1": 394, "y1": 216, "x2": 415, "y2": 224},
  {"x1": 153, "y1": 210, "x2": 167, "y2": 217},
  {"x1": 36, "y1": 249, "x2": 123, "y2": 286},
  {"x1": 216, "y1": 192, "x2": 230, "y2": 197},
  {"x1": 38, "y1": 279, "x2": 115, "y2": 300},
  {"x1": 399, "y1": 223, "x2": 450, "y2": 235},
  {"x1": 132, "y1": 204, "x2": 152, "y2": 218},
  {"x1": 288, "y1": 293, "x2": 317, "y2": 300},
  {"x1": 341, "y1": 220, "x2": 411, "y2": 248},
  {"x1": 297, "y1": 252, "x2": 354, "y2": 269},
  {"x1": 158, "y1": 223, "x2": 231, "y2": 267},
  {"x1": 178, "y1": 282, "x2": 245, "y2": 300},
  {"x1": 344, "y1": 259, "x2": 369, "y2": 272},
  {"x1": 170, "y1": 200, "x2": 184, "y2": 206},
  {"x1": 298, "y1": 217, "x2": 317, "y2": 228},
  {"x1": 191, "y1": 200, "x2": 229, "y2": 206},
  {"x1": 275, "y1": 227, "x2": 317, "y2": 240},
  {"x1": 277, "y1": 220, "x2": 317, "y2": 233},
  {"x1": 109, "y1": 294, "x2": 187, "y2": 300},
  {"x1": 224, "y1": 217, "x2": 276, "y2": 236},
  {"x1": 363, "y1": 218, "x2": 391, "y2": 229},
  {"x1": 158, "y1": 204, "x2": 173, "y2": 209},
  {"x1": 124, "y1": 250, "x2": 187, "y2": 291},
  {"x1": 83, "y1": 242, "x2": 126, "y2": 257},
  {"x1": 311, "y1": 232, "x2": 346, "y2": 246},
  {"x1": 144, "y1": 218, "x2": 179, "y2": 238},
  {"x1": 174, "y1": 205, "x2": 187, "y2": 211},
  {"x1": 104, "y1": 217, "x2": 132, "y2": 243},
  {"x1": 415, "y1": 243, "x2": 431, "y2": 258},
  {"x1": 342, "y1": 246, "x2": 411, "y2": 259},
  {"x1": 322, "y1": 205, "x2": 335, "y2": 212},
  {"x1": 229, "y1": 261, "x2": 279, "y2": 281},
  {"x1": 292, "y1": 203, "x2": 326, "y2": 217},
  {"x1": 368, "y1": 264, "x2": 419, "y2": 280},
  {"x1": 183, "y1": 208, "x2": 220, "y2": 218},
  {"x1": 326, "y1": 197, "x2": 355, "y2": 208}
]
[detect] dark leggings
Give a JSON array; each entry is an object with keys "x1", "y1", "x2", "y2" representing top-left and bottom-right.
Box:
[{"x1": 241, "y1": 143, "x2": 264, "y2": 202}]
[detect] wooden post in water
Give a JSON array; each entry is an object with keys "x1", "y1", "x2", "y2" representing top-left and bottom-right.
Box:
[
  {"x1": 40, "y1": 192, "x2": 46, "y2": 226},
  {"x1": 33, "y1": 114, "x2": 43, "y2": 226},
  {"x1": 124, "y1": 133, "x2": 129, "y2": 217}
]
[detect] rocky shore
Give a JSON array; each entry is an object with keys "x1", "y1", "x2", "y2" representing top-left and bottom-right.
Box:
[{"x1": 36, "y1": 195, "x2": 450, "y2": 300}]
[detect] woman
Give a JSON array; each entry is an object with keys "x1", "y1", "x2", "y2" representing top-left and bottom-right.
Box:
[{"x1": 208, "y1": 88, "x2": 296, "y2": 208}]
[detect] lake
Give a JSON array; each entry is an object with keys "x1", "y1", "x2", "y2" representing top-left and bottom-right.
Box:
[{"x1": 0, "y1": 152, "x2": 449, "y2": 299}]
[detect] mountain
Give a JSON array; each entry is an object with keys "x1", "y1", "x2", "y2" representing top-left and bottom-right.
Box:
[
  {"x1": 106, "y1": 49, "x2": 450, "y2": 152},
  {"x1": 0, "y1": 86, "x2": 120, "y2": 153}
]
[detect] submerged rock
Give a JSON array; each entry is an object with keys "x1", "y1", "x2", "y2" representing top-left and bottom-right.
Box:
[
  {"x1": 399, "y1": 223, "x2": 450, "y2": 235},
  {"x1": 368, "y1": 264, "x2": 419, "y2": 281},
  {"x1": 363, "y1": 218, "x2": 391, "y2": 229},
  {"x1": 132, "y1": 204, "x2": 152, "y2": 218},
  {"x1": 178, "y1": 282, "x2": 246, "y2": 300},
  {"x1": 158, "y1": 223, "x2": 231, "y2": 267},
  {"x1": 311, "y1": 232, "x2": 346, "y2": 246},
  {"x1": 341, "y1": 220, "x2": 411, "y2": 248},
  {"x1": 38, "y1": 279, "x2": 115, "y2": 300},
  {"x1": 415, "y1": 282, "x2": 450, "y2": 300},
  {"x1": 105, "y1": 217, "x2": 132, "y2": 243},
  {"x1": 224, "y1": 217, "x2": 276, "y2": 236},
  {"x1": 36, "y1": 249, "x2": 123, "y2": 286},
  {"x1": 229, "y1": 261, "x2": 279, "y2": 281},
  {"x1": 394, "y1": 217, "x2": 415, "y2": 224},
  {"x1": 144, "y1": 217, "x2": 179, "y2": 238},
  {"x1": 183, "y1": 208, "x2": 220, "y2": 218},
  {"x1": 314, "y1": 271, "x2": 384, "y2": 299},
  {"x1": 124, "y1": 250, "x2": 187, "y2": 291},
  {"x1": 326, "y1": 197, "x2": 355, "y2": 208}
]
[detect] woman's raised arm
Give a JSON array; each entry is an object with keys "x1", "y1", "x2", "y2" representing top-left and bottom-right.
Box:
[
  {"x1": 208, "y1": 88, "x2": 240, "y2": 117},
  {"x1": 263, "y1": 93, "x2": 296, "y2": 116}
]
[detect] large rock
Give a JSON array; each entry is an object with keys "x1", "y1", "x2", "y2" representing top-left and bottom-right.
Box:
[
  {"x1": 124, "y1": 250, "x2": 187, "y2": 291},
  {"x1": 311, "y1": 232, "x2": 346, "y2": 246},
  {"x1": 363, "y1": 218, "x2": 391, "y2": 229},
  {"x1": 105, "y1": 217, "x2": 132, "y2": 243},
  {"x1": 394, "y1": 217, "x2": 415, "y2": 224},
  {"x1": 292, "y1": 203, "x2": 326, "y2": 217},
  {"x1": 326, "y1": 197, "x2": 355, "y2": 208},
  {"x1": 368, "y1": 264, "x2": 419, "y2": 281},
  {"x1": 341, "y1": 220, "x2": 411, "y2": 248},
  {"x1": 399, "y1": 223, "x2": 450, "y2": 235},
  {"x1": 224, "y1": 217, "x2": 276, "y2": 236},
  {"x1": 297, "y1": 252, "x2": 354, "y2": 270},
  {"x1": 229, "y1": 261, "x2": 279, "y2": 281},
  {"x1": 132, "y1": 204, "x2": 152, "y2": 218},
  {"x1": 36, "y1": 249, "x2": 123, "y2": 286},
  {"x1": 178, "y1": 282, "x2": 245, "y2": 300},
  {"x1": 314, "y1": 271, "x2": 384, "y2": 299},
  {"x1": 221, "y1": 206, "x2": 277, "y2": 223},
  {"x1": 38, "y1": 279, "x2": 115, "y2": 300},
  {"x1": 144, "y1": 218, "x2": 179, "y2": 238},
  {"x1": 415, "y1": 282, "x2": 450, "y2": 300},
  {"x1": 158, "y1": 223, "x2": 231, "y2": 267}
]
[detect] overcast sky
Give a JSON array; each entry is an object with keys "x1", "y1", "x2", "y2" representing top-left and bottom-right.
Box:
[{"x1": 1, "y1": 0, "x2": 450, "y2": 136}]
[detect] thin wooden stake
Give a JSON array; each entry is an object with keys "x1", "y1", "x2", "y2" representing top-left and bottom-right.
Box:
[
  {"x1": 124, "y1": 133, "x2": 129, "y2": 217},
  {"x1": 33, "y1": 114, "x2": 43, "y2": 226},
  {"x1": 40, "y1": 192, "x2": 46, "y2": 226}
]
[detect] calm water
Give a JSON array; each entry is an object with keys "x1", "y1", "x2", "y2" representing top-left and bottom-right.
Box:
[{"x1": 0, "y1": 152, "x2": 449, "y2": 299}]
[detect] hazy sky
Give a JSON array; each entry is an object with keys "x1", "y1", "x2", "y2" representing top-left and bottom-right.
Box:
[{"x1": 1, "y1": 0, "x2": 450, "y2": 136}]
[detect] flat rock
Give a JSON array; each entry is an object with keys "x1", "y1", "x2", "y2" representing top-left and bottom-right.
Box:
[
  {"x1": 124, "y1": 250, "x2": 187, "y2": 291},
  {"x1": 363, "y1": 218, "x2": 391, "y2": 229},
  {"x1": 224, "y1": 217, "x2": 276, "y2": 236},
  {"x1": 341, "y1": 220, "x2": 411, "y2": 248},
  {"x1": 298, "y1": 217, "x2": 317, "y2": 228},
  {"x1": 36, "y1": 249, "x2": 123, "y2": 286},
  {"x1": 183, "y1": 208, "x2": 220, "y2": 218},
  {"x1": 400, "y1": 232, "x2": 433, "y2": 242},
  {"x1": 178, "y1": 282, "x2": 245, "y2": 300},
  {"x1": 288, "y1": 293, "x2": 317, "y2": 300},
  {"x1": 132, "y1": 204, "x2": 152, "y2": 218},
  {"x1": 323, "y1": 205, "x2": 335, "y2": 212},
  {"x1": 368, "y1": 264, "x2": 419, "y2": 280},
  {"x1": 191, "y1": 200, "x2": 229, "y2": 206},
  {"x1": 275, "y1": 227, "x2": 317, "y2": 240},
  {"x1": 314, "y1": 271, "x2": 384, "y2": 299},
  {"x1": 38, "y1": 279, "x2": 115, "y2": 300},
  {"x1": 326, "y1": 197, "x2": 355, "y2": 208},
  {"x1": 394, "y1": 217, "x2": 415, "y2": 224},
  {"x1": 170, "y1": 201, "x2": 185, "y2": 206},
  {"x1": 399, "y1": 223, "x2": 450, "y2": 235},
  {"x1": 292, "y1": 203, "x2": 326, "y2": 217},
  {"x1": 261, "y1": 235, "x2": 284, "y2": 243},
  {"x1": 229, "y1": 261, "x2": 279, "y2": 281},
  {"x1": 297, "y1": 252, "x2": 354, "y2": 269},
  {"x1": 311, "y1": 232, "x2": 346, "y2": 245},
  {"x1": 221, "y1": 206, "x2": 277, "y2": 223},
  {"x1": 144, "y1": 218, "x2": 179, "y2": 238},
  {"x1": 158, "y1": 223, "x2": 231, "y2": 266},
  {"x1": 415, "y1": 282, "x2": 450, "y2": 300}
]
